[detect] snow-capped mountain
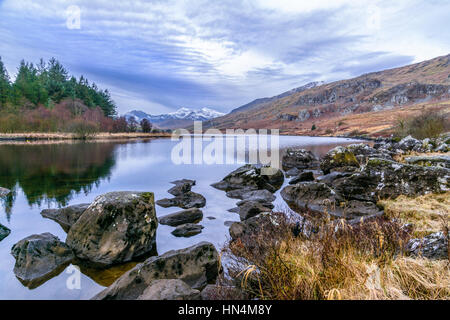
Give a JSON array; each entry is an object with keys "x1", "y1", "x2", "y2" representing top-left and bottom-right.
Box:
[{"x1": 124, "y1": 107, "x2": 226, "y2": 129}]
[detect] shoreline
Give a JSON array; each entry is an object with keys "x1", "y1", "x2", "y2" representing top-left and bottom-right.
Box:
[
  {"x1": 0, "y1": 131, "x2": 376, "y2": 142},
  {"x1": 0, "y1": 132, "x2": 172, "y2": 141}
]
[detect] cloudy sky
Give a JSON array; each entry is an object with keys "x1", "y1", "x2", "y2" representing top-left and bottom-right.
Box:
[{"x1": 0, "y1": 0, "x2": 449, "y2": 115}]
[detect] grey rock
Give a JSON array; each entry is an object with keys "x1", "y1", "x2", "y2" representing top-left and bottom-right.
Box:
[
  {"x1": 316, "y1": 171, "x2": 353, "y2": 186},
  {"x1": 40, "y1": 203, "x2": 90, "y2": 232},
  {"x1": 407, "y1": 232, "x2": 448, "y2": 260},
  {"x1": 281, "y1": 182, "x2": 383, "y2": 219},
  {"x1": 137, "y1": 279, "x2": 200, "y2": 300},
  {"x1": 236, "y1": 201, "x2": 273, "y2": 221},
  {"x1": 159, "y1": 208, "x2": 203, "y2": 226},
  {"x1": 237, "y1": 189, "x2": 276, "y2": 203},
  {"x1": 289, "y1": 171, "x2": 315, "y2": 184},
  {"x1": 11, "y1": 233, "x2": 74, "y2": 288},
  {"x1": 404, "y1": 155, "x2": 450, "y2": 168},
  {"x1": 434, "y1": 143, "x2": 449, "y2": 153},
  {"x1": 333, "y1": 158, "x2": 450, "y2": 201},
  {"x1": 211, "y1": 164, "x2": 284, "y2": 194},
  {"x1": 168, "y1": 179, "x2": 196, "y2": 196},
  {"x1": 156, "y1": 191, "x2": 206, "y2": 209},
  {"x1": 285, "y1": 167, "x2": 301, "y2": 177},
  {"x1": 171, "y1": 223, "x2": 204, "y2": 237},
  {"x1": 0, "y1": 223, "x2": 11, "y2": 242},
  {"x1": 229, "y1": 212, "x2": 279, "y2": 240},
  {"x1": 282, "y1": 148, "x2": 319, "y2": 171},
  {"x1": 66, "y1": 191, "x2": 158, "y2": 267},
  {"x1": 320, "y1": 146, "x2": 360, "y2": 174},
  {"x1": 201, "y1": 284, "x2": 247, "y2": 300},
  {"x1": 92, "y1": 242, "x2": 220, "y2": 300}
]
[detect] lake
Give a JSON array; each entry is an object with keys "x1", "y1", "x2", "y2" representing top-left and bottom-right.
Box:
[{"x1": 0, "y1": 135, "x2": 363, "y2": 299}]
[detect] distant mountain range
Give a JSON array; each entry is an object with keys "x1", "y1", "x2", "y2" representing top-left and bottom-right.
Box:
[{"x1": 124, "y1": 107, "x2": 225, "y2": 129}]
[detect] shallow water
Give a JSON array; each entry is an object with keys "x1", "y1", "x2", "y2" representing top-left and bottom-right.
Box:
[{"x1": 0, "y1": 135, "x2": 362, "y2": 300}]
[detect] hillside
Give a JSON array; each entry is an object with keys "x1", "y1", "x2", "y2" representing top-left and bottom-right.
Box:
[{"x1": 201, "y1": 54, "x2": 450, "y2": 137}]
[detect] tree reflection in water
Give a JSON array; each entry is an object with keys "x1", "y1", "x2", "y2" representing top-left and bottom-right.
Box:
[{"x1": 0, "y1": 141, "x2": 118, "y2": 220}]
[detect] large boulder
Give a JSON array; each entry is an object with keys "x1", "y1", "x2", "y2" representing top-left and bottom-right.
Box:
[
  {"x1": 0, "y1": 223, "x2": 11, "y2": 242},
  {"x1": 159, "y1": 208, "x2": 203, "y2": 227},
  {"x1": 11, "y1": 233, "x2": 74, "y2": 288},
  {"x1": 40, "y1": 203, "x2": 90, "y2": 232},
  {"x1": 137, "y1": 279, "x2": 200, "y2": 300},
  {"x1": 407, "y1": 232, "x2": 448, "y2": 260},
  {"x1": 211, "y1": 164, "x2": 284, "y2": 194},
  {"x1": 229, "y1": 212, "x2": 281, "y2": 241},
  {"x1": 92, "y1": 242, "x2": 220, "y2": 300},
  {"x1": 320, "y1": 146, "x2": 360, "y2": 174},
  {"x1": 333, "y1": 158, "x2": 450, "y2": 201},
  {"x1": 320, "y1": 144, "x2": 393, "y2": 175},
  {"x1": 280, "y1": 182, "x2": 382, "y2": 219},
  {"x1": 0, "y1": 187, "x2": 10, "y2": 197},
  {"x1": 156, "y1": 191, "x2": 206, "y2": 209},
  {"x1": 66, "y1": 191, "x2": 158, "y2": 267},
  {"x1": 282, "y1": 148, "x2": 319, "y2": 171}
]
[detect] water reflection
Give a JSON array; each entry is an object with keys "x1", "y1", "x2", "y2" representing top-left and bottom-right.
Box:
[
  {"x1": 0, "y1": 136, "x2": 362, "y2": 299},
  {"x1": 0, "y1": 142, "x2": 118, "y2": 218}
]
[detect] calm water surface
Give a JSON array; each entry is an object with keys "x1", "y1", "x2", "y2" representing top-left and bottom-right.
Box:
[{"x1": 0, "y1": 136, "x2": 362, "y2": 299}]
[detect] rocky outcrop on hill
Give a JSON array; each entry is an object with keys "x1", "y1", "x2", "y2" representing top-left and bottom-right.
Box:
[
  {"x1": 66, "y1": 191, "x2": 158, "y2": 267},
  {"x1": 92, "y1": 242, "x2": 220, "y2": 300}
]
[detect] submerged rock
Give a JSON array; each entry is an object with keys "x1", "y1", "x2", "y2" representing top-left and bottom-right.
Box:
[
  {"x1": 11, "y1": 233, "x2": 74, "y2": 288},
  {"x1": 0, "y1": 223, "x2": 11, "y2": 242},
  {"x1": 92, "y1": 242, "x2": 220, "y2": 300},
  {"x1": 156, "y1": 191, "x2": 206, "y2": 209},
  {"x1": 0, "y1": 187, "x2": 10, "y2": 197},
  {"x1": 211, "y1": 164, "x2": 284, "y2": 194},
  {"x1": 159, "y1": 208, "x2": 203, "y2": 227},
  {"x1": 407, "y1": 232, "x2": 448, "y2": 260},
  {"x1": 137, "y1": 279, "x2": 201, "y2": 300},
  {"x1": 40, "y1": 203, "x2": 90, "y2": 232},
  {"x1": 282, "y1": 148, "x2": 319, "y2": 171},
  {"x1": 171, "y1": 223, "x2": 204, "y2": 237},
  {"x1": 66, "y1": 191, "x2": 158, "y2": 267}
]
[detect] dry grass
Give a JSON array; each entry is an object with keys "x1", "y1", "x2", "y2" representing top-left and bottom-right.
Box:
[
  {"x1": 222, "y1": 212, "x2": 449, "y2": 300},
  {"x1": 379, "y1": 192, "x2": 450, "y2": 237}
]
